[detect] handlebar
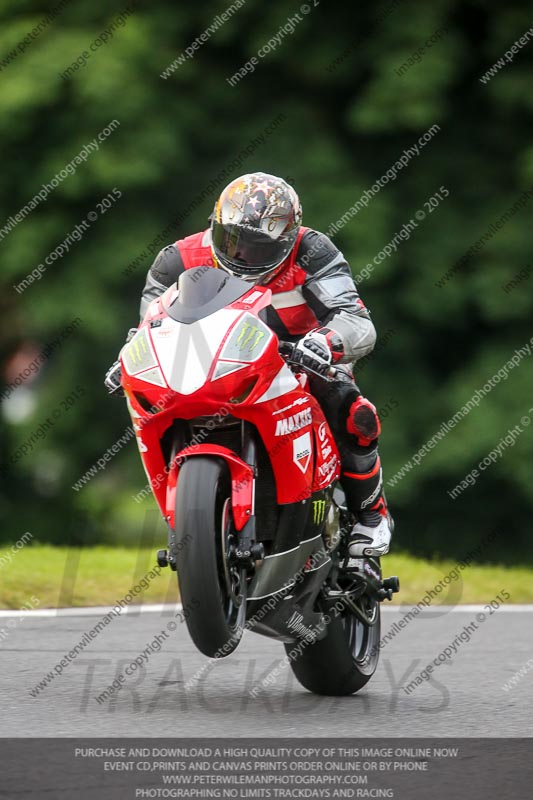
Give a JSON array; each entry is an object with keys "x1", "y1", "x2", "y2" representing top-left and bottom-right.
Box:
[{"x1": 278, "y1": 341, "x2": 338, "y2": 382}]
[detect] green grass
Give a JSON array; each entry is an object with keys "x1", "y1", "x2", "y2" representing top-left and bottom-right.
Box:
[
  {"x1": 384, "y1": 553, "x2": 532, "y2": 605},
  {"x1": 1, "y1": 545, "x2": 532, "y2": 609},
  {"x1": 0, "y1": 546, "x2": 178, "y2": 610}
]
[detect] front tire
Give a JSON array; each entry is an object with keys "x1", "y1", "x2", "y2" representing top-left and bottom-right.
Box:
[
  {"x1": 172, "y1": 457, "x2": 246, "y2": 658},
  {"x1": 285, "y1": 594, "x2": 381, "y2": 695}
]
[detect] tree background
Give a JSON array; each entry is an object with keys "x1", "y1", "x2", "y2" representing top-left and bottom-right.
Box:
[{"x1": 0, "y1": 0, "x2": 531, "y2": 564}]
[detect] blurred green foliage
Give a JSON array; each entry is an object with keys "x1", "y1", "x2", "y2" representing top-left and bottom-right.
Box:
[{"x1": 0, "y1": 0, "x2": 531, "y2": 563}]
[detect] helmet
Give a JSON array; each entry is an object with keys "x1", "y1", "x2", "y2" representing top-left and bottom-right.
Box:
[{"x1": 211, "y1": 172, "x2": 302, "y2": 282}]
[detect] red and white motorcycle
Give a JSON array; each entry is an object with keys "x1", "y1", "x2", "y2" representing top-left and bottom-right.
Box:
[{"x1": 121, "y1": 266, "x2": 399, "y2": 695}]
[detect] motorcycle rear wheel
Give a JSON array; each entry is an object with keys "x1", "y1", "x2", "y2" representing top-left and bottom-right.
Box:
[
  {"x1": 285, "y1": 593, "x2": 381, "y2": 695},
  {"x1": 173, "y1": 457, "x2": 246, "y2": 658}
]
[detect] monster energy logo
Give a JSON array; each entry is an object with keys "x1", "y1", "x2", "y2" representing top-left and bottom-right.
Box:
[
  {"x1": 312, "y1": 499, "x2": 326, "y2": 524},
  {"x1": 128, "y1": 336, "x2": 148, "y2": 365},
  {"x1": 235, "y1": 322, "x2": 265, "y2": 353},
  {"x1": 123, "y1": 330, "x2": 157, "y2": 375}
]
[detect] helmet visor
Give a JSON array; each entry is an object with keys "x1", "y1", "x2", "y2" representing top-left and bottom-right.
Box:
[{"x1": 212, "y1": 222, "x2": 295, "y2": 274}]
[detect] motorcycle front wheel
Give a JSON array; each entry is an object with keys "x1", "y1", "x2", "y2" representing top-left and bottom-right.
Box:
[{"x1": 172, "y1": 457, "x2": 246, "y2": 658}]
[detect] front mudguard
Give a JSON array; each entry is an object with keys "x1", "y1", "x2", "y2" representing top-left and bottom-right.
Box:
[{"x1": 165, "y1": 443, "x2": 254, "y2": 532}]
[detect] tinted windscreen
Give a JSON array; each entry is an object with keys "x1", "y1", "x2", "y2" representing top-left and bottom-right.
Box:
[{"x1": 164, "y1": 266, "x2": 250, "y2": 324}]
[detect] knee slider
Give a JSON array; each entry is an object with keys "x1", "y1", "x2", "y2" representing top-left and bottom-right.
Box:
[{"x1": 346, "y1": 396, "x2": 381, "y2": 446}]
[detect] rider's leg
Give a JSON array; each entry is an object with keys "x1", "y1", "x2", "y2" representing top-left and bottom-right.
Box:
[
  {"x1": 310, "y1": 367, "x2": 393, "y2": 557},
  {"x1": 340, "y1": 398, "x2": 393, "y2": 557}
]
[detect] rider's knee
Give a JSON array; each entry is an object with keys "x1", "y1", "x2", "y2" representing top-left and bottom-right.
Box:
[{"x1": 346, "y1": 395, "x2": 381, "y2": 447}]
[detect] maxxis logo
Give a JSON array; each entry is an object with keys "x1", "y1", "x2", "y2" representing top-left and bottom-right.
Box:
[{"x1": 275, "y1": 407, "x2": 312, "y2": 436}]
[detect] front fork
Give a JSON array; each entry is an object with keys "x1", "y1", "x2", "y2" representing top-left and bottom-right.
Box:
[
  {"x1": 157, "y1": 421, "x2": 263, "y2": 572},
  {"x1": 229, "y1": 422, "x2": 264, "y2": 569}
]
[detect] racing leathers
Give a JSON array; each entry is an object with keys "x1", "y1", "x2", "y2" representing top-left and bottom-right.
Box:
[{"x1": 138, "y1": 225, "x2": 392, "y2": 557}]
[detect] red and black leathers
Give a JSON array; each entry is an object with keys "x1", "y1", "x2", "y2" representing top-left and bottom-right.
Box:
[{"x1": 140, "y1": 227, "x2": 388, "y2": 525}]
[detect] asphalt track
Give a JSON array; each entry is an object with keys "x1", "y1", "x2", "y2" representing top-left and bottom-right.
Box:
[{"x1": 1, "y1": 603, "x2": 531, "y2": 737}]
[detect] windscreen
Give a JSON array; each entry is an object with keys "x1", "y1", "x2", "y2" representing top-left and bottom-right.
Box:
[{"x1": 164, "y1": 266, "x2": 250, "y2": 324}]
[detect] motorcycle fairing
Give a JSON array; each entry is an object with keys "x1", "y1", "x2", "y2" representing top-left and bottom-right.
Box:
[
  {"x1": 121, "y1": 275, "x2": 340, "y2": 518},
  {"x1": 165, "y1": 443, "x2": 254, "y2": 532}
]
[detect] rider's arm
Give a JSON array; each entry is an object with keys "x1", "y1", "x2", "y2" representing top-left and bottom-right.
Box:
[
  {"x1": 140, "y1": 244, "x2": 185, "y2": 319},
  {"x1": 299, "y1": 230, "x2": 376, "y2": 363}
]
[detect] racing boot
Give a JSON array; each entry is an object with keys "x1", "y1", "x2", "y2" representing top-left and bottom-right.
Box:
[{"x1": 342, "y1": 396, "x2": 393, "y2": 557}]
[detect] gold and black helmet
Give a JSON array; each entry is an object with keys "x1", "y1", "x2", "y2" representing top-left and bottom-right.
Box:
[{"x1": 211, "y1": 172, "x2": 302, "y2": 282}]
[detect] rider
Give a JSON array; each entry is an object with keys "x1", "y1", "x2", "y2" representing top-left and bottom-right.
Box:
[{"x1": 106, "y1": 173, "x2": 393, "y2": 557}]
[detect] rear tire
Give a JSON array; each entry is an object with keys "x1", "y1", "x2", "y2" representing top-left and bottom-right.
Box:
[
  {"x1": 172, "y1": 457, "x2": 246, "y2": 658},
  {"x1": 285, "y1": 595, "x2": 381, "y2": 695}
]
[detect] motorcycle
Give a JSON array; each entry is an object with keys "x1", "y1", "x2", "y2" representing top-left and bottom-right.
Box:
[{"x1": 120, "y1": 265, "x2": 399, "y2": 695}]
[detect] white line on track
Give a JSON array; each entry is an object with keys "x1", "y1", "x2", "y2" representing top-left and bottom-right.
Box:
[
  {"x1": 0, "y1": 603, "x2": 182, "y2": 618},
  {"x1": 1, "y1": 604, "x2": 532, "y2": 618}
]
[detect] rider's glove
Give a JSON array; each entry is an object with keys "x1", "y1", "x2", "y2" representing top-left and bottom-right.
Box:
[
  {"x1": 104, "y1": 328, "x2": 137, "y2": 396},
  {"x1": 292, "y1": 328, "x2": 344, "y2": 372}
]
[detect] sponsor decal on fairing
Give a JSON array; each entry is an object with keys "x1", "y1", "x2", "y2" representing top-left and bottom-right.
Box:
[
  {"x1": 318, "y1": 454, "x2": 338, "y2": 479},
  {"x1": 316, "y1": 421, "x2": 338, "y2": 483},
  {"x1": 219, "y1": 313, "x2": 272, "y2": 362},
  {"x1": 272, "y1": 396, "x2": 309, "y2": 415},
  {"x1": 274, "y1": 407, "x2": 312, "y2": 436},
  {"x1": 312, "y1": 499, "x2": 326, "y2": 524},
  {"x1": 292, "y1": 431, "x2": 312, "y2": 474}
]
